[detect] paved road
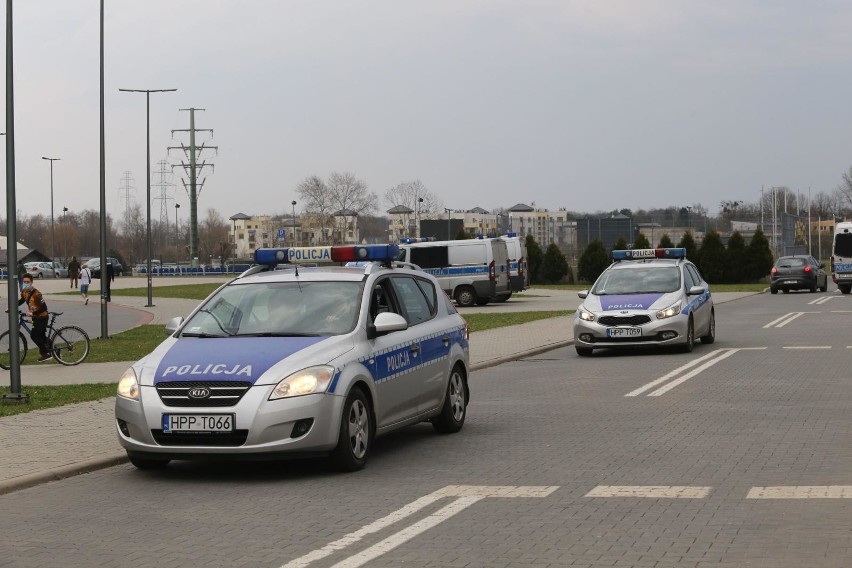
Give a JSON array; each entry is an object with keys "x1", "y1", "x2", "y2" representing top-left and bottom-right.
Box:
[{"x1": 1, "y1": 289, "x2": 849, "y2": 566}]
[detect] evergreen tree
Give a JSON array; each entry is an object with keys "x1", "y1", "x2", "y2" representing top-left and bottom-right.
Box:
[
  {"x1": 540, "y1": 243, "x2": 569, "y2": 284},
  {"x1": 578, "y1": 239, "x2": 610, "y2": 283},
  {"x1": 455, "y1": 228, "x2": 472, "y2": 240},
  {"x1": 725, "y1": 231, "x2": 747, "y2": 283},
  {"x1": 678, "y1": 231, "x2": 699, "y2": 263},
  {"x1": 633, "y1": 232, "x2": 651, "y2": 249},
  {"x1": 745, "y1": 229, "x2": 774, "y2": 281},
  {"x1": 611, "y1": 236, "x2": 628, "y2": 253},
  {"x1": 698, "y1": 230, "x2": 726, "y2": 283},
  {"x1": 658, "y1": 233, "x2": 674, "y2": 248},
  {"x1": 525, "y1": 235, "x2": 544, "y2": 284}
]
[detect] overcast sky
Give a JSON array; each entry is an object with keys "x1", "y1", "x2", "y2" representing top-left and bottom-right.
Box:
[{"x1": 4, "y1": 0, "x2": 852, "y2": 224}]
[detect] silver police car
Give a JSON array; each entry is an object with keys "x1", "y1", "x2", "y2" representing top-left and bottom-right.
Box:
[
  {"x1": 573, "y1": 248, "x2": 715, "y2": 356},
  {"x1": 115, "y1": 244, "x2": 470, "y2": 471}
]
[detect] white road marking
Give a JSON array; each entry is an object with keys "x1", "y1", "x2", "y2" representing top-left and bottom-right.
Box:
[
  {"x1": 808, "y1": 296, "x2": 834, "y2": 305},
  {"x1": 763, "y1": 312, "x2": 814, "y2": 328},
  {"x1": 625, "y1": 349, "x2": 731, "y2": 397},
  {"x1": 782, "y1": 346, "x2": 831, "y2": 349},
  {"x1": 647, "y1": 349, "x2": 740, "y2": 396},
  {"x1": 585, "y1": 486, "x2": 712, "y2": 498},
  {"x1": 747, "y1": 486, "x2": 852, "y2": 499},
  {"x1": 831, "y1": 310, "x2": 852, "y2": 313},
  {"x1": 280, "y1": 485, "x2": 558, "y2": 568}
]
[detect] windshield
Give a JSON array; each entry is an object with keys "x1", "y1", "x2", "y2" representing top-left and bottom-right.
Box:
[
  {"x1": 180, "y1": 280, "x2": 364, "y2": 337},
  {"x1": 834, "y1": 233, "x2": 852, "y2": 258},
  {"x1": 592, "y1": 266, "x2": 681, "y2": 295}
]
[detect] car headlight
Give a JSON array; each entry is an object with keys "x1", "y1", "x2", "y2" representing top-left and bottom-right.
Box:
[
  {"x1": 117, "y1": 368, "x2": 140, "y2": 401},
  {"x1": 656, "y1": 302, "x2": 682, "y2": 320},
  {"x1": 269, "y1": 365, "x2": 335, "y2": 400},
  {"x1": 578, "y1": 307, "x2": 597, "y2": 322}
]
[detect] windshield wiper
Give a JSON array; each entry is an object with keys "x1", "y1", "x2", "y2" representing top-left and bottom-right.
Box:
[
  {"x1": 180, "y1": 332, "x2": 228, "y2": 338},
  {"x1": 233, "y1": 332, "x2": 322, "y2": 337}
]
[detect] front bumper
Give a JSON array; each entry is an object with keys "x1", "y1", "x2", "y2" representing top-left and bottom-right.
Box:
[
  {"x1": 573, "y1": 313, "x2": 689, "y2": 349},
  {"x1": 115, "y1": 383, "x2": 345, "y2": 460}
]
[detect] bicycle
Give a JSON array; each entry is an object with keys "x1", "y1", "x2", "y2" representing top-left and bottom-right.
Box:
[{"x1": 0, "y1": 311, "x2": 91, "y2": 369}]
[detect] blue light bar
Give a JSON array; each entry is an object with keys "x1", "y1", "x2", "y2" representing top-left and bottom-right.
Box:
[
  {"x1": 611, "y1": 248, "x2": 686, "y2": 261},
  {"x1": 400, "y1": 237, "x2": 435, "y2": 244},
  {"x1": 254, "y1": 244, "x2": 401, "y2": 266},
  {"x1": 506, "y1": 232, "x2": 518, "y2": 237}
]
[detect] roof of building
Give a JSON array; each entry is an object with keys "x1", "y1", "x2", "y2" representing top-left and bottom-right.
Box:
[
  {"x1": 508, "y1": 203, "x2": 534, "y2": 212},
  {"x1": 333, "y1": 209, "x2": 359, "y2": 217},
  {"x1": 387, "y1": 205, "x2": 414, "y2": 214},
  {"x1": 229, "y1": 212, "x2": 252, "y2": 220},
  {"x1": 468, "y1": 206, "x2": 489, "y2": 214}
]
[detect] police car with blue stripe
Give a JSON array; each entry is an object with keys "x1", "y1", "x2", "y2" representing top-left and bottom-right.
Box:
[
  {"x1": 573, "y1": 248, "x2": 715, "y2": 356},
  {"x1": 115, "y1": 244, "x2": 470, "y2": 471}
]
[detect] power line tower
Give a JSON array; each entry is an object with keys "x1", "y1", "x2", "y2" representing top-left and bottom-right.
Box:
[
  {"x1": 117, "y1": 170, "x2": 136, "y2": 235},
  {"x1": 152, "y1": 159, "x2": 175, "y2": 259},
  {"x1": 168, "y1": 108, "x2": 217, "y2": 267}
]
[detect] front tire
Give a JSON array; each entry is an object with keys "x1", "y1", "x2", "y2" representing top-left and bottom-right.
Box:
[
  {"x1": 454, "y1": 286, "x2": 477, "y2": 308},
  {"x1": 575, "y1": 346, "x2": 593, "y2": 357},
  {"x1": 700, "y1": 310, "x2": 716, "y2": 344},
  {"x1": 432, "y1": 365, "x2": 467, "y2": 434},
  {"x1": 330, "y1": 388, "x2": 372, "y2": 472},
  {"x1": 51, "y1": 325, "x2": 91, "y2": 366},
  {"x1": 680, "y1": 317, "x2": 695, "y2": 353},
  {"x1": 840, "y1": 285, "x2": 851, "y2": 295}
]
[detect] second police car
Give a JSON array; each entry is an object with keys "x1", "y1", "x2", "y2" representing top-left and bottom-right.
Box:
[
  {"x1": 115, "y1": 244, "x2": 470, "y2": 472},
  {"x1": 573, "y1": 248, "x2": 715, "y2": 356}
]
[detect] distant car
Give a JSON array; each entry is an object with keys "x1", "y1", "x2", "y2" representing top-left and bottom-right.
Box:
[
  {"x1": 573, "y1": 247, "x2": 715, "y2": 356},
  {"x1": 770, "y1": 255, "x2": 827, "y2": 294},
  {"x1": 88, "y1": 257, "x2": 124, "y2": 278},
  {"x1": 25, "y1": 261, "x2": 66, "y2": 279}
]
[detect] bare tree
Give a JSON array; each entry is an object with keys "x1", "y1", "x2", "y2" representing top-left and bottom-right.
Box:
[
  {"x1": 297, "y1": 172, "x2": 377, "y2": 244},
  {"x1": 199, "y1": 208, "x2": 229, "y2": 266},
  {"x1": 327, "y1": 171, "x2": 377, "y2": 215},
  {"x1": 384, "y1": 180, "x2": 443, "y2": 219}
]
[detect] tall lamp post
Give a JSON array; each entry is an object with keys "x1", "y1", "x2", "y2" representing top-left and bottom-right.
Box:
[
  {"x1": 174, "y1": 203, "x2": 180, "y2": 268},
  {"x1": 119, "y1": 87, "x2": 177, "y2": 307},
  {"x1": 444, "y1": 208, "x2": 452, "y2": 240},
  {"x1": 415, "y1": 197, "x2": 423, "y2": 238},
  {"x1": 291, "y1": 201, "x2": 297, "y2": 246},
  {"x1": 62, "y1": 206, "x2": 68, "y2": 263},
  {"x1": 42, "y1": 156, "x2": 60, "y2": 276}
]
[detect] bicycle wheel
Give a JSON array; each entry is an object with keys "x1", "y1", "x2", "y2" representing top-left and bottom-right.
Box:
[
  {"x1": 51, "y1": 325, "x2": 91, "y2": 366},
  {"x1": 0, "y1": 330, "x2": 28, "y2": 370}
]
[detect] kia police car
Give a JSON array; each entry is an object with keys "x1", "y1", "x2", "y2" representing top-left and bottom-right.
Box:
[
  {"x1": 573, "y1": 248, "x2": 715, "y2": 356},
  {"x1": 115, "y1": 244, "x2": 470, "y2": 471}
]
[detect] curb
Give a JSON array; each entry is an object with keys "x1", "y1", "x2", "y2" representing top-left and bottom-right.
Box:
[
  {"x1": 470, "y1": 340, "x2": 574, "y2": 371},
  {"x1": 0, "y1": 453, "x2": 128, "y2": 496}
]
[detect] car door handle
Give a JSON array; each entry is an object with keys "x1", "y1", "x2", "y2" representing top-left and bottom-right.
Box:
[
  {"x1": 410, "y1": 344, "x2": 420, "y2": 355},
  {"x1": 442, "y1": 335, "x2": 451, "y2": 345}
]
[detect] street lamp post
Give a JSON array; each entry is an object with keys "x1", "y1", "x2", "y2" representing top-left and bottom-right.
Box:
[
  {"x1": 415, "y1": 197, "x2": 423, "y2": 238},
  {"x1": 119, "y1": 87, "x2": 177, "y2": 307},
  {"x1": 291, "y1": 201, "x2": 297, "y2": 247},
  {"x1": 444, "y1": 208, "x2": 452, "y2": 240},
  {"x1": 174, "y1": 203, "x2": 180, "y2": 268},
  {"x1": 42, "y1": 156, "x2": 59, "y2": 277},
  {"x1": 62, "y1": 206, "x2": 68, "y2": 263}
]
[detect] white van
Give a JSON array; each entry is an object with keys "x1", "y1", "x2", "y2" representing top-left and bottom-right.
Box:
[
  {"x1": 831, "y1": 221, "x2": 852, "y2": 294},
  {"x1": 499, "y1": 234, "x2": 530, "y2": 295},
  {"x1": 398, "y1": 238, "x2": 511, "y2": 306}
]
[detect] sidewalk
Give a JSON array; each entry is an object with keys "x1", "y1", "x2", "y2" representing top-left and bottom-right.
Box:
[{"x1": 0, "y1": 291, "x2": 758, "y2": 495}]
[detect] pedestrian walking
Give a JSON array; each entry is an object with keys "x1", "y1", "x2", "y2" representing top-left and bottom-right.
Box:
[
  {"x1": 105, "y1": 262, "x2": 113, "y2": 302},
  {"x1": 68, "y1": 256, "x2": 80, "y2": 289},
  {"x1": 8, "y1": 274, "x2": 51, "y2": 362},
  {"x1": 79, "y1": 263, "x2": 92, "y2": 305}
]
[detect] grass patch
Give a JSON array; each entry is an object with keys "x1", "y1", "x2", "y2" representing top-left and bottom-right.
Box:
[
  {"x1": 57, "y1": 283, "x2": 221, "y2": 300},
  {"x1": 0, "y1": 383, "x2": 117, "y2": 417},
  {"x1": 463, "y1": 310, "x2": 572, "y2": 333},
  {"x1": 21, "y1": 325, "x2": 169, "y2": 366}
]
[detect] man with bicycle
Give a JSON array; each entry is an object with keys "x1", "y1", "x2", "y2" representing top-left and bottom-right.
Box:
[{"x1": 14, "y1": 274, "x2": 51, "y2": 362}]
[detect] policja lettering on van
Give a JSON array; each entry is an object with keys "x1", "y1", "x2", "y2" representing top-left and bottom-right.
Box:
[{"x1": 162, "y1": 363, "x2": 253, "y2": 377}]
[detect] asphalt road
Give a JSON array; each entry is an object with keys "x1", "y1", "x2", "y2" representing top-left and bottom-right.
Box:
[{"x1": 1, "y1": 289, "x2": 850, "y2": 567}]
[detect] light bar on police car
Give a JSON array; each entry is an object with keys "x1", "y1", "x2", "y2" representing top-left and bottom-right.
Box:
[
  {"x1": 254, "y1": 244, "x2": 400, "y2": 266},
  {"x1": 400, "y1": 237, "x2": 435, "y2": 244},
  {"x1": 611, "y1": 248, "x2": 686, "y2": 261}
]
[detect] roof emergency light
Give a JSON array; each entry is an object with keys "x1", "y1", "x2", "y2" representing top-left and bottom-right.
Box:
[
  {"x1": 400, "y1": 237, "x2": 435, "y2": 244},
  {"x1": 254, "y1": 244, "x2": 400, "y2": 266},
  {"x1": 611, "y1": 248, "x2": 686, "y2": 261}
]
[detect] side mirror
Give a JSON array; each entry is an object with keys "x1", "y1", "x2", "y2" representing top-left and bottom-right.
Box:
[
  {"x1": 165, "y1": 316, "x2": 184, "y2": 335},
  {"x1": 578, "y1": 290, "x2": 589, "y2": 299},
  {"x1": 687, "y1": 285, "x2": 705, "y2": 296},
  {"x1": 368, "y1": 312, "x2": 408, "y2": 339}
]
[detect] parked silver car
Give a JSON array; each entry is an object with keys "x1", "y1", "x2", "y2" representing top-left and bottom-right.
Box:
[{"x1": 25, "y1": 261, "x2": 68, "y2": 279}]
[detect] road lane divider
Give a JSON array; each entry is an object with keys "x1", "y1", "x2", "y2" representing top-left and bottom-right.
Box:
[
  {"x1": 747, "y1": 486, "x2": 852, "y2": 499},
  {"x1": 624, "y1": 349, "x2": 731, "y2": 397},
  {"x1": 585, "y1": 486, "x2": 712, "y2": 498},
  {"x1": 280, "y1": 485, "x2": 558, "y2": 568},
  {"x1": 762, "y1": 312, "x2": 817, "y2": 328},
  {"x1": 808, "y1": 296, "x2": 835, "y2": 305},
  {"x1": 782, "y1": 346, "x2": 831, "y2": 350}
]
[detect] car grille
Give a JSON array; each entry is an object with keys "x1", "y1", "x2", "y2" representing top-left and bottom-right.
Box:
[
  {"x1": 151, "y1": 430, "x2": 249, "y2": 446},
  {"x1": 155, "y1": 381, "x2": 252, "y2": 407},
  {"x1": 598, "y1": 315, "x2": 652, "y2": 326}
]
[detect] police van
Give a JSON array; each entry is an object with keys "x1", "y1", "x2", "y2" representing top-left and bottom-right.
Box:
[
  {"x1": 114, "y1": 244, "x2": 470, "y2": 472},
  {"x1": 831, "y1": 221, "x2": 852, "y2": 294},
  {"x1": 397, "y1": 237, "x2": 511, "y2": 307},
  {"x1": 499, "y1": 233, "x2": 529, "y2": 297}
]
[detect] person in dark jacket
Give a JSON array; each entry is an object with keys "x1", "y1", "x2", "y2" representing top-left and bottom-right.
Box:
[
  {"x1": 68, "y1": 256, "x2": 80, "y2": 288},
  {"x1": 14, "y1": 274, "x2": 51, "y2": 362}
]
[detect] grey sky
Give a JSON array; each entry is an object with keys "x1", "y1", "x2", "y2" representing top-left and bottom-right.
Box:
[{"x1": 4, "y1": 1, "x2": 852, "y2": 223}]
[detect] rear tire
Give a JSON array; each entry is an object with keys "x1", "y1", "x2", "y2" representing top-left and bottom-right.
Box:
[
  {"x1": 0, "y1": 330, "x2": 28, "y2": 370},
  {"x1": 330, "y1": 388, "x2": 372, "y2": 472},
  {"x1": 700, "y1": 311, "x2": 716, "y2": 344},
  {"x1": 454, "y1": 286, "x2": 477, "y2": 307},
  {"x1": 475, "y1": 298, "x2": 490, "y2": 306},
  {"x1": 770, "y1": 287, "x2": 778, "y2": 295},
  {"x1": 128, "y1": 454, "x2": 170, "y2": 470},
  {"x1": 51, "y1": 325, "x2": 91, "y2": 366},
  {"x1": 495, "y1": 293, "x2": 512, "y2": 303},
  {"x1": 840, "y1": 285, "x2": 851, "y2": 295},
  {"x1": 575, "y1": 346, "x2": 593, "y2": 357},
  {"x1": 432, "y1": 365, "x2": 467, "y2": 434}
]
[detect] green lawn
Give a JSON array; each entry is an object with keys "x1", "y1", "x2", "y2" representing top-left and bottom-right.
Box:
[
  {"x1": 0, "y1": 383, "x2": 118, "y2": 417},
  {"x1": 18, "y1": 324, "x2": 169, "y2": 366},
  {"x1": 463, "y1": 310, "x2": 572, "y2": 332},
  {"x1": 58, "y1": 283, "x2": 222, "y2": 300}
]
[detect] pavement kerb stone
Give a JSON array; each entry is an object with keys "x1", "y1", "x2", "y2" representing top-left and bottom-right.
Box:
[{"x1": 0, "y1": 453, "x2": 128, "y2": 496}]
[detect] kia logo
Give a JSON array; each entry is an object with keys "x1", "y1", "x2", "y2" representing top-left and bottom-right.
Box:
[{"x1": 187, "y1": 387, "x2": 211, "y2": 399}]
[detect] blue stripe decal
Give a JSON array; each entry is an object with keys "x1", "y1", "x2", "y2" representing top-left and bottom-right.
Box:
[
  {"x1": 600, "y1": 294, "x2": 663, "y2": 311},
  {"x1": 154, "y1": 336, "x2": 328, "y2": 385},
  {"x1": 423, "y1": 266, "x2": 489, "y2": 277}
]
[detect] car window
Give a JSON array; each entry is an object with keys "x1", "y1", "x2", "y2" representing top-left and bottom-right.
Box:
[
  {"x1": 414, "y1": 278, "x2": 438, "y2": 315},
  {"x1": 391, "y1": 276, "x2": 435, "y2": 325},
  {"x1": 592, "y1": 266, "x2": 680, "y2": 295},
  {"x1": 777, "y1": 258, "x2": 805, "y2": 267},
  {"x1": 368, "y1": 278, "x2": 402, "y2": 323}
]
